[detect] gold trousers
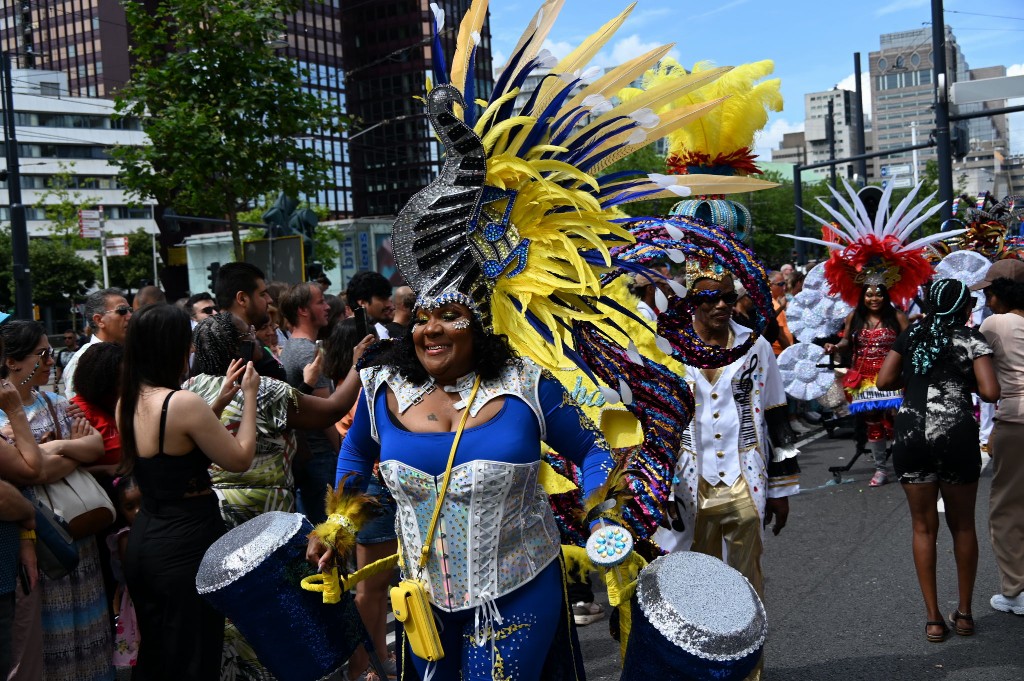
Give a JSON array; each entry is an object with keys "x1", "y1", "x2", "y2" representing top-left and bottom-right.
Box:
[{"x1": 693, "y1": 476, "x2": 764, "y2": 681}]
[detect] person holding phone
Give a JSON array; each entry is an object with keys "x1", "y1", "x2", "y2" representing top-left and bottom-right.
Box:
[
  {"x1": 345, "y1": 272, "x2": 400, "y2": 340},
  {"x1": 187, "y1": 311, "x2": 371, "y2": 680}
]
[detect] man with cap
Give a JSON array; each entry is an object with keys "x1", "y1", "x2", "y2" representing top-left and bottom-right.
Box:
[{"x1": 975, "y1": 258, "x2": 1024, "y2": 616}]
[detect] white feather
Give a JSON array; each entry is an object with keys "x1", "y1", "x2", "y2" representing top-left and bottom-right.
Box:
[
  {"x1": 430, "y1": 3, "x2": 445, "y2": 30},
  {"x1": 664, "y1": 225, "x2": 685, "y2": 241},
  {"x1": 626, "y1": 341, "x2": 644, "y2": 365},
  {"x1": 599, "y1": 386, "x2": 621, "y2": 405},
  {"x1": 872, "y1": 182, "x2": 895, "y2": 235},
  {"x1": 667, "y1": 279, "x2": 688, "y2": 297},
  {"x1": 618, "y1": 379, "x2": 633, "y2": 406},
  {"x1": 666, "y1": 248, "x2": 685, "y2": 263},
  {"x1": 654, "y1": 287, "x2": 668, "y2": 311},
  {"x1": 655, "y1": 335, "x2": 673, "y2": 356}
]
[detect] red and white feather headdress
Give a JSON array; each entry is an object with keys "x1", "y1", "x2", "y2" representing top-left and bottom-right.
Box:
[{"x1": 786, "y1": 179, "x2": 964, "y2": 307}]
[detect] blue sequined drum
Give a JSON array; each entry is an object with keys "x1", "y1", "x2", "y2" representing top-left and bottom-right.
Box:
[
  {"x1": 197, "y1": 512, "x2": 363, "y2": 681},
  {"x1": 620, "y1": 552, "x2": 766, "y2": 681}
]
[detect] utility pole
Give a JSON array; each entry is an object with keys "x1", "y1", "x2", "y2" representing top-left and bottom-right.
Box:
[
  {"x1": 1, "y1": 52, "x2": 32, "y2": 319},
  {"x1": 931, "y1": 0, "x2": 954, "y2": 222},
  {"x1": 853, "y1": 53, "x2": 868, "y2": 185}
]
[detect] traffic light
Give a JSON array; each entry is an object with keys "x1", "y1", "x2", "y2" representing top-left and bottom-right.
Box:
[{"x1": 207, "y1": 261, "x2": 220, "y2": 293}]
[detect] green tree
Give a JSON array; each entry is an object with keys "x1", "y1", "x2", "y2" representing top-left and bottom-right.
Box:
[
  {"x1": 105, "y1": 229, "x2": 165, "y2": 291},
  {"x1": 110, "y1": 0, "x2": 348, "y2": 262},
  {"x1": 0, "y1": 227, "x2": 96, "y2": 310}
]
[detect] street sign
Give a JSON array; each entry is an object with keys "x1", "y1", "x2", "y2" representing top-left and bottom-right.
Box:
[
  {"x1": 104, "y1": 237, "x2": 129, "y2": 257},
  {"x1": 880, "y1": 164, "x2": 911, "y2": 177},
  {"x1": 79, "y1": 208, "x2": 103, "y2": 238},
  {"x1": 891, "y1": 176, "x2": 913, "y2": 189}
]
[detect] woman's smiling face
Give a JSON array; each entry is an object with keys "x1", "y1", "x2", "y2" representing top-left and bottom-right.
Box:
[{"x1": 411, "y1": 303, "x2": 475, "y2": 385}]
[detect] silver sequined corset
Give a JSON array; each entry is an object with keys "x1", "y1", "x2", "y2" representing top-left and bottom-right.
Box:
[{"x1": 379, "y1": 459, "x2": 560, "y2": 612}]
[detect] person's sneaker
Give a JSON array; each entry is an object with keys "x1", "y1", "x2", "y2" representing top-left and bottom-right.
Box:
[
  {"x1": 802, "y1": 411, "x2": 823, "y2": 424},
  {"x1": 990, "y1": 593, "x2": 1024, "y2": 615},
  {"x1": 789, "y1": 419, "x2": 811, "y2": 434},
  {"x1": 573, "y1": 601, "x2": 605, "y2": 626},
  {"x1": 869, "y1": 470, "x2": 888, "y2": 487}
]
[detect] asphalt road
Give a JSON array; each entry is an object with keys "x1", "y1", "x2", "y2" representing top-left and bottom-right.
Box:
[{"x1": 575, "y1": 426, "x2": 1024, "y2": 681}]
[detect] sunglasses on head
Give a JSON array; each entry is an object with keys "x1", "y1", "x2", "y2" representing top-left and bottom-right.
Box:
[
  {"x1": 690, "y1": 290, "x2": 740, "y2": 306},
  {"x1": 105, "y1": 305, "x2": 132, "y2": 316}
]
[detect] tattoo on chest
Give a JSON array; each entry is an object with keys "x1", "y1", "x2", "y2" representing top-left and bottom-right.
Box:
[{"x1": 427, "y1": 413, "x2": 439, "y2": 421}]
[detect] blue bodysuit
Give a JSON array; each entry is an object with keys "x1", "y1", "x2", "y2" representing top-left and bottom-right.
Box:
[{"x1": 336, "y1": 360, "x2": 611, "y2": 680}]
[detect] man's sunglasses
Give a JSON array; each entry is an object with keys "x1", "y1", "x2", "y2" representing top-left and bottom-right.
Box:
[
  {"x1": 105, "y1": 305, "x2": 132, "y2": 316},
  {"x1": 199, "y1": 306, "x2": 217, "y2": 315},
  {"x1": 690, "y1": 290, "x2": 740, "y2": 306}
]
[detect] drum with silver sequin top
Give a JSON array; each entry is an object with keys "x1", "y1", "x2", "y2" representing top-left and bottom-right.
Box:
[
  {"x1": 197, "y1": 512, "x2": 364, "y2": 681},
  {"x1": 620, "y1": 552, "x2": 766, "y2": 681}
]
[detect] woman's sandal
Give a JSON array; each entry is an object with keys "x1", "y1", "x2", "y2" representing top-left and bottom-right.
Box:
[
  {"x1": 926, "y1": 619, "x2": 950, "y2": 643},
  {"x1": 948, "y1": 610, "x2": 974, "y2": 636}
]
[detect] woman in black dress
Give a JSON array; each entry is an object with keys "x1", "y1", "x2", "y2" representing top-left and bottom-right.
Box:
[
  {"x1": 116, "y1": 304, "x2": 259, "y2": 680},
  {"x1": 877, "y1": 279, "x2": 1000, "y2": 642}
]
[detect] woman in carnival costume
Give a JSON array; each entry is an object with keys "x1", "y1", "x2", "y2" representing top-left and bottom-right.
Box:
[
  {"x1": 301, "y1": 0, "x2": 780, "y2": 678},
  {"x1": 791, "y1": 179, "x2": 959, "y2": 487}
]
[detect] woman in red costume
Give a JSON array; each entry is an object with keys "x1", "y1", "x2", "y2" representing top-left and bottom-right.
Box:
[
  {"x1": 789, "y1": 178, "x2": 962, "y2": 488},
  {"x1": 826, "y1": 284, "x2": 908, "y2": 486}
]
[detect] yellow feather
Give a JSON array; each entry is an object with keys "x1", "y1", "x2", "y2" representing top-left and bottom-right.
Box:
[
  {"x1": 450, "y1": 0, "x2": 490, "y2": 115},
  {"x1": 647, "y1": 59, "x2": 783, "y2": 161},
  {"x1": 531, "y1": 3, "x2": 637, "y2": 113},
  {"x1": 497, "y1": 0, "x2": 566, "y2": 84},
  {"x1": 562, "y1": 43, "x2": 675, "y2": 112}
]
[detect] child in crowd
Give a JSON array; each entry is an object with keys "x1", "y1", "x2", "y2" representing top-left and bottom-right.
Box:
[{"x1": 108, "y1": 476, "x2": 142, "y2": 669}]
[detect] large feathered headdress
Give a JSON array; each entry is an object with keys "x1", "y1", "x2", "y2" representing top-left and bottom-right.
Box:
[
  {"x1": 785, "y1": 179, "x2": 964, "y2": 307},
  {"x1": 394, "y1": 0, "x2": 735, "y2": 377},
  {"x1": 620, "y1": 58, "x2": 782, "y2": 241}
]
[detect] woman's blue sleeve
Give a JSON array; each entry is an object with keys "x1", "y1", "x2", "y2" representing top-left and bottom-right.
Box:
[
  {"x1": 335, "y1": 392, "x2": 379, "y2": 491},
  {"x1": 537, "y1": 376, "x2": 613, "y2": 500}
]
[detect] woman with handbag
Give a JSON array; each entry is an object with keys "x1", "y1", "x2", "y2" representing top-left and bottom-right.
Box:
[
  {"x1": 824, "y1": 284, "x2": 909, "y2": 486},
  {"x1": 0, "y1": 320, "x2": 110, "y2": 681},
  {"x1": 117, "y1": 304, "x2": 259, "y2": 681}
]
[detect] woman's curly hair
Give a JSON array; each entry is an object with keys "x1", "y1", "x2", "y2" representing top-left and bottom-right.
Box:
[{"x1": 366, "y1": 316, "x2": 521, "y2": 383}]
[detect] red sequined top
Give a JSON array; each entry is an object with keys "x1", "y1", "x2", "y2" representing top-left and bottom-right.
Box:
[{"x1": 851, "y1": 326, "x2": 898, "y2": 383}]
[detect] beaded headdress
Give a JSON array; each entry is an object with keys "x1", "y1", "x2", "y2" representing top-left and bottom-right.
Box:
[
  {"x1": 394, "y1": 0, "x2": 735, "y2": 375},
  {"x1": 942, "y1": 192, "x2": 1024, "y2": 261},
  {"x1": 785, "y1": 179, "x2": 964, "y2": 307},
  {"x1": 620, "y1": 59, "x2": 782, "y2": 242},
  {"x1": 683, "y1": 253, "x2": 728, "y2": 288}
]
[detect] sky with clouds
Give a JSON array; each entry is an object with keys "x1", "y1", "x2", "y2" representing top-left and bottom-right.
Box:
[{"x1": 485, "y1": 0, "x2": 1024, "y2": 160}]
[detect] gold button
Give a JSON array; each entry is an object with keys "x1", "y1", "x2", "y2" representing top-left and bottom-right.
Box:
[
  {"x1": 716, "y1": 451, "x2": 725, "y2": 458},
  {"x1": 713, "y1": 411, "x2": 720, "y2": 419},
  {"x1": 714, "y1": 433, "x2": 722, "y2": 439},
  {"x1": 711, "y1": 392, "x2": 719, "y2": 399}
]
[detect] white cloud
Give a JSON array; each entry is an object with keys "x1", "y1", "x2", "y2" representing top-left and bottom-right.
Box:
[
  {"x1": 836, "y1": 71, "x2": 872, "y2": 118},
  {"x1": 541, "y1": 38, "x2": 575, "y2": 62},
  {"x1": 491, "y1": 49, "x2": 508, "y2": 73},
  {"x1": 606, "y1": 35, "x2": 670, "y2": 68},
  {"x1": 875, "y1": 0, "x2": 927, "y2": 17},
  {"x1": 755, "y1": 118, "x2": 805, "y2": 161}
]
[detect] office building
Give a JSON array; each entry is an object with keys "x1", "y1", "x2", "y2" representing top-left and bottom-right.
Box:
[
  {"x1": 0, "y1": 69, "x2": 157, "y2": 237},
  {"x1": 869, "y1": 26, "x2": 1007, "y2": 186}
]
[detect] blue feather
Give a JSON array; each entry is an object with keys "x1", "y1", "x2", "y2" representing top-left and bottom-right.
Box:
[
  {"x1": 517, "y1": 83, "x2": 579, "y2": 157},
  {"x1": 431, "y1": 15, "x2": 449, "y2": 85},
  {"x1": 489, "y1": 37, "x2": 534, "y2": 104},
  {"x1": 464, "y1": 45, "x2": 478, "y2": 127}
]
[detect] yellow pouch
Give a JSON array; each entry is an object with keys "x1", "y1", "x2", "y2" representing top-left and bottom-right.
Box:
[{"x1": 391, "y1": 578, "x2": 444, "y2": 662}]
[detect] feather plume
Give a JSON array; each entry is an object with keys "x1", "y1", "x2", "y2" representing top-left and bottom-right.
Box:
[
  {"x1": 630, "y1": 59, "x2": 781, "y2": 177},
  {"x1": 309, "y1": 477, "x2": 379, "y2": 558},
  {"x1": 449, "y1": 0, "x2": 490, "y2": 114}
]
